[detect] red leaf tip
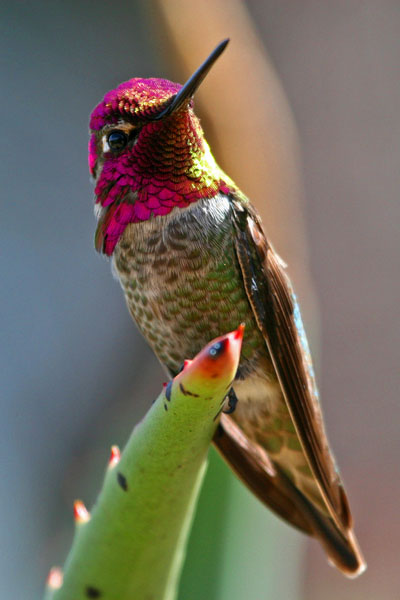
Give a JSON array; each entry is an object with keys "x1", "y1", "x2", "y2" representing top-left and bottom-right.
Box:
[
  {"x1": 47, "y1": 567, "x2": 63, "y2": 589},
  {"x1": 73, "y1": 500, "x2": 90, "y2": 523},
  {"x1": 234, "y1": 323, "x2": 245, "y2": 340},
  {"x1": 109, "y1": 445, "x2": 121, "y2": 468}
]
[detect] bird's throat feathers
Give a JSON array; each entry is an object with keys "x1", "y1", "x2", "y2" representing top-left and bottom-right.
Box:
[{"x1": 89, "y1": 78, "x2": 236, "y2": 255}]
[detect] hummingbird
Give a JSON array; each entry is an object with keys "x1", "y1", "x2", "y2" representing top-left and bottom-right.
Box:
[{"x1": 89, "y1": 39, "x2": 365, "y2": 576}]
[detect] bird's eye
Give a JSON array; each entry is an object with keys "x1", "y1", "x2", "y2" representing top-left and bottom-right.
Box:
[{"x1": 107, "y1": 130, "x2": 128, "y2": 152}]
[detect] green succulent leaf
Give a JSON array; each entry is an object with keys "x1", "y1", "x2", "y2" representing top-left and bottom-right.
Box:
[{"x1": 44, "y1": 328, "x2": 243, "y2": 600}]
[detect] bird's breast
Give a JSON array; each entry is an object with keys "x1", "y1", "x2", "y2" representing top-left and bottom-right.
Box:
[
  {"x1": 113, "y1": 194, "x2": 266, "y2": 375},
  {"x1": 112, "y1": 194, "x2": 324, "y2": 510}
]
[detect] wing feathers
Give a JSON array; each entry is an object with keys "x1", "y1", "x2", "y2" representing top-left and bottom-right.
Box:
[
  {"x1": 232, "y1": 200, "x2": 347, "y2": 530},
  {"x1": 214, "y1": 415, "x2": 313, "y2": 534},
  {"x1": 226, "y1": 198, "x2": 365, "y2": 575}
]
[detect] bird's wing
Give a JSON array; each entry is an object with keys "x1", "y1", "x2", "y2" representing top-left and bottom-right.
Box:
[
  {"x1": 214, "y1": 415, "x2": 313, "y2": 534},
  {"x1": 230, "y1": 197, "x2": 351, "y2": 533}
]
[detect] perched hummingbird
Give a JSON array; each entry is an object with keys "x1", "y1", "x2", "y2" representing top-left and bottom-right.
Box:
[{"x1": 89, "y1": 40, "x2": 365, "y2": 576}]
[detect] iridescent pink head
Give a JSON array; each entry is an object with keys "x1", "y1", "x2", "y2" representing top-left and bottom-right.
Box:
[{"x1": 89, "y1": 40, "x2": 234, "y2": 255}]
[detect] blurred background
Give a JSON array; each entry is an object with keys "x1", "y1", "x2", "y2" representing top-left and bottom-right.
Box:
[{"x1": 1, "y1": 1, "x2": 399, "y2": 598}]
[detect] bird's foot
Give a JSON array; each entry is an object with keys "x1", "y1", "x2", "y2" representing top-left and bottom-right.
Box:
[{"x1": 222, "y1": 388, "x2": 238, "y2": 415}]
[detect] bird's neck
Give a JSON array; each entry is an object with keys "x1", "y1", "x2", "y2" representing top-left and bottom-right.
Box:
[{"x1": 95, "y1": 111, "x2": 236, "y2": 255}]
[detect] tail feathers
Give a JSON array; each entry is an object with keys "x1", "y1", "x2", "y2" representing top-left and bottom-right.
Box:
[
  {"x1": 275, "y1": 462, "x2": 366, "y2": 577},
  {"x1": 214, "y1": 415, "x2": 366, "y2": 577}
]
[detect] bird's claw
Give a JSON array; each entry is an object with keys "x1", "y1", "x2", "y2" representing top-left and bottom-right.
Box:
[{"x1": 223, "y1": 388, "x2": 238, "y2": 415}]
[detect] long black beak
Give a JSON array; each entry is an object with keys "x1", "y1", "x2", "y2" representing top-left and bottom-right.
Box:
[{"x1": 154, "y1": 38, "x2": 229, "y2": 120}]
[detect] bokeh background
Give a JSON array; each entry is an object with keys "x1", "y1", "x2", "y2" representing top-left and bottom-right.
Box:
[{"x1": 1, "y1": 2, "x2": 399, "y2": 598}]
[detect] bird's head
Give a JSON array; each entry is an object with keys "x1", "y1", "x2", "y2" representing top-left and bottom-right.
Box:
[{"x1": 89, "y1": 39, "x2": 235, "y2": 255}]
